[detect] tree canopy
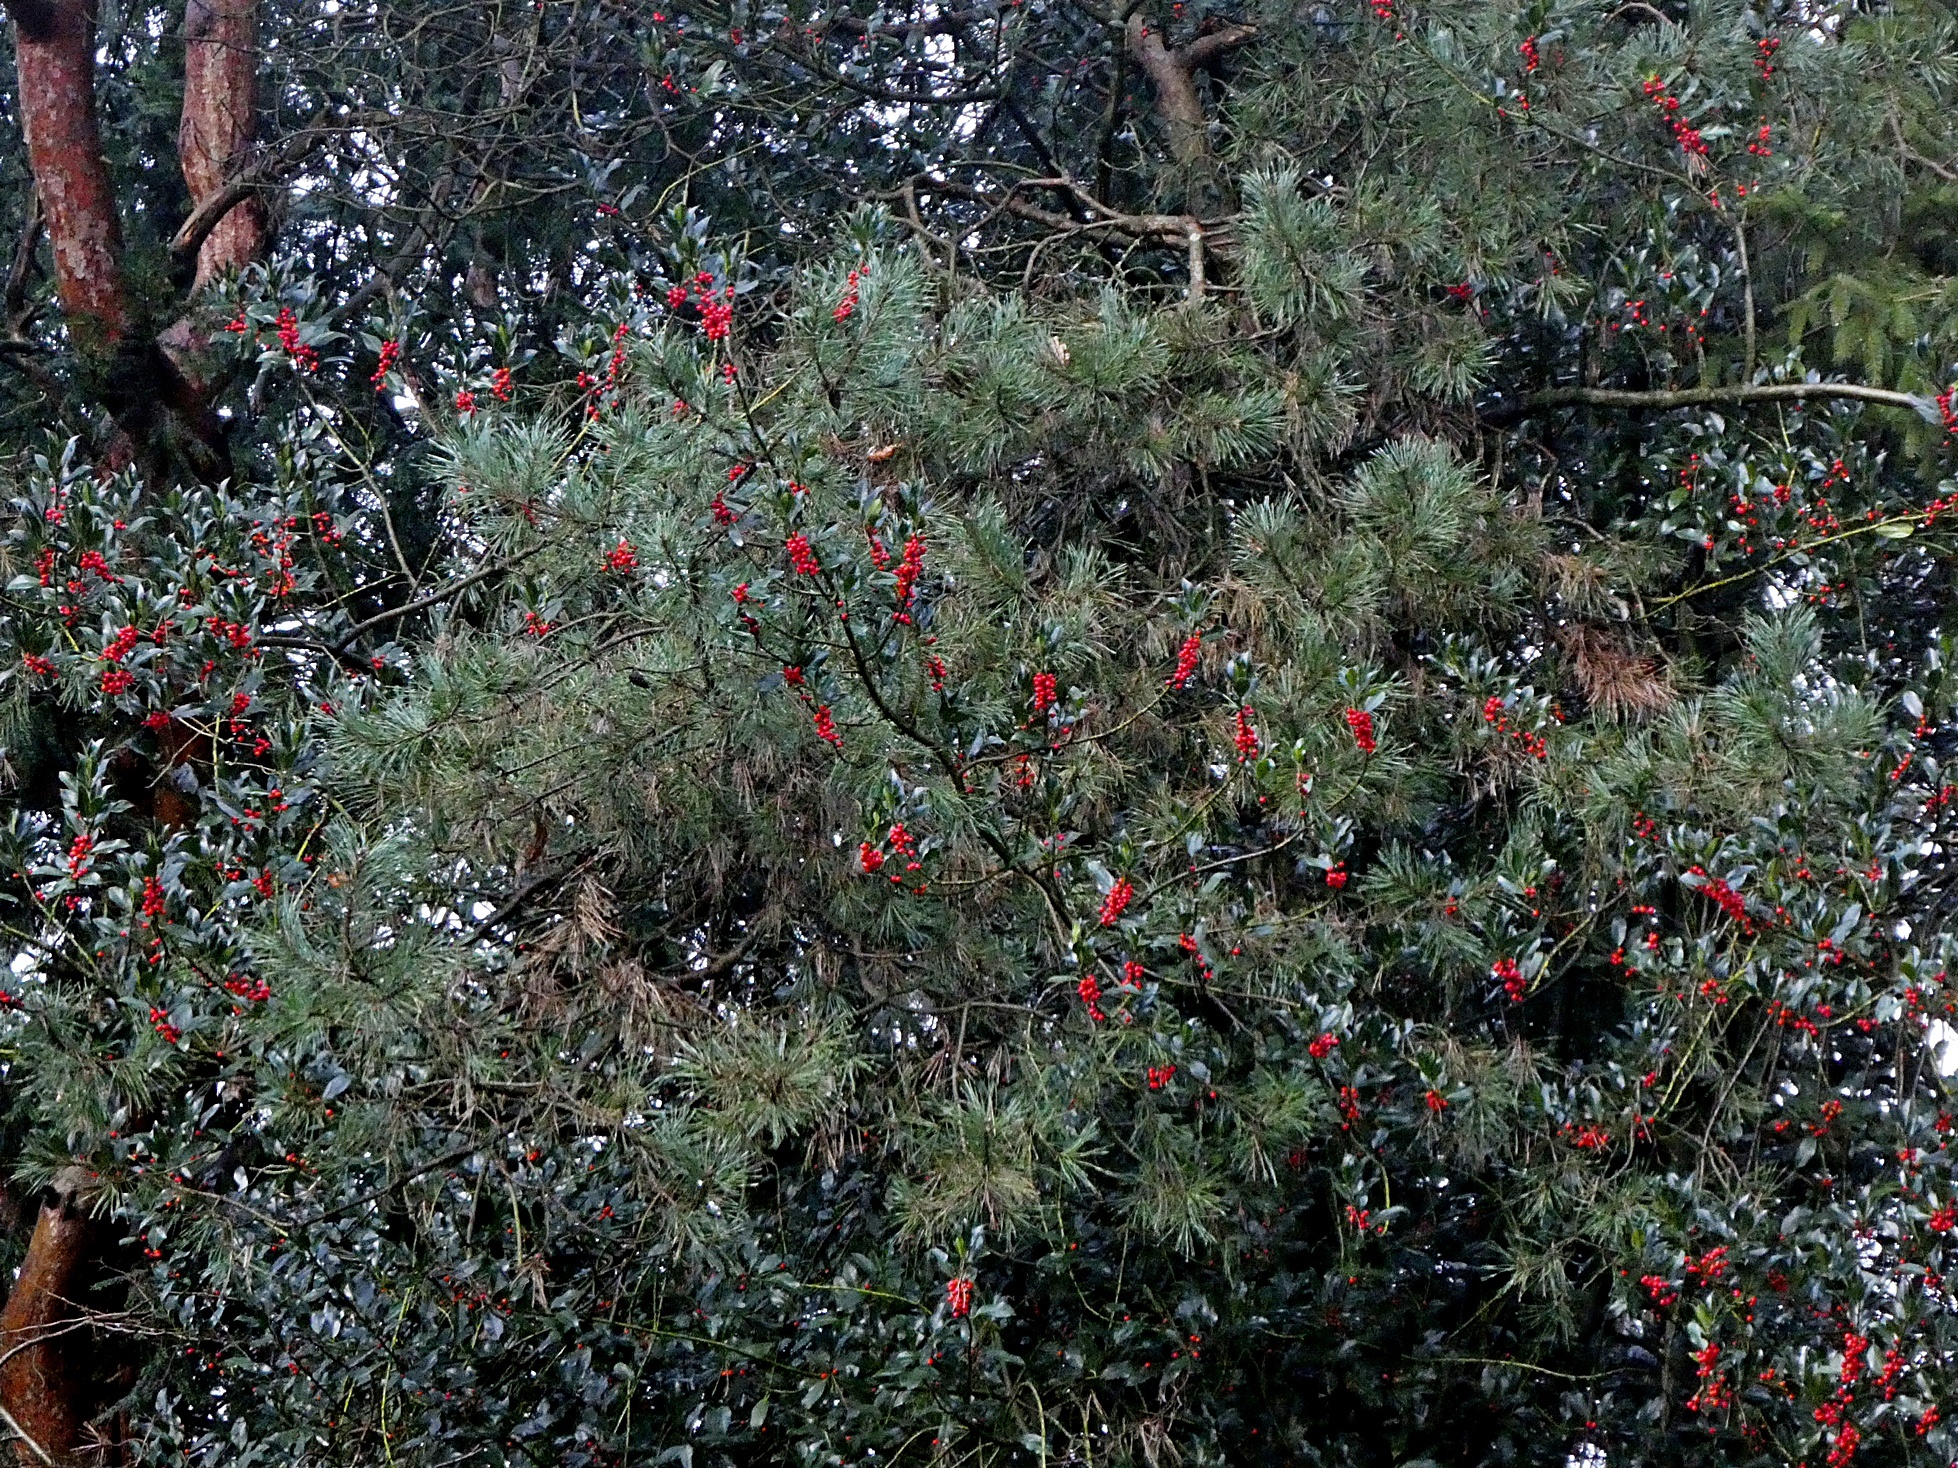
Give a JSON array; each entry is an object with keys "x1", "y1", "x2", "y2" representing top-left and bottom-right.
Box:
[{"x1": 5, "y1": 2, "x2": 1958, "y2": 1466}]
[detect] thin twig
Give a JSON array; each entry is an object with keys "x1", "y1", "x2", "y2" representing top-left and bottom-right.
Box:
[{"x1": 0, "y1": 1403, "x2": 52, "y2": 1467}]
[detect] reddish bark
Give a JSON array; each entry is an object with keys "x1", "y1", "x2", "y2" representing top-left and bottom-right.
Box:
[
  {"x1": 179, "y1": 0, "x2": 264, "y2": 291},
  {"x1": 6, "y1": 0, "x2": 127, "y2": 356},
  {"x1": 0, "y1": 1188, "x2": 109, "y2": 1466}
]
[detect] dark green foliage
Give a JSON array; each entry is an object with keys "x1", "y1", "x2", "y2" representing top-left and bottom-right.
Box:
[{"x1": 7, "y1": 3, "x2": 1958, "y2": 1467}]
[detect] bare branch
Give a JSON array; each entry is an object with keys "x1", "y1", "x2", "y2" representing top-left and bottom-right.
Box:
[
  {"x1": 1176, "y1": 22, "x2": 1257, "y2": 67},
  {"x1": 1490, "y1": 380, "x2": 1932, "y2": 424},
  {"x1": 1889, "y1": 111, "x2": 1958, "y2": 183},
  {"x1": 169, "y1": 129, "x2": 322, "y2": 265},
  {"x1": 0, "y1": 1404, "x2": 51, "y2": 1467},
  {"x1": 901, "y1": 173, "x2": 1205, "y2": 243},
  {"x1": 4, "y1": 188, "x2": 41, "y2": 329}
]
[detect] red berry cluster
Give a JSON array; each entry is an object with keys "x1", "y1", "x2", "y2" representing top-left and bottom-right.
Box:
[
  {"x1": 1308, "y1": 1032, "x2": 1338, "y2": 1060},
  {"x1": 1518, "y1": 35, "x2": 1538, "y2": 72},
  {"x1": 1685, "y1": 1341, "x2": 1730, "y2": 1412},
  {"x1": 892, "y1": 535, "x2": 925, "y2": 623},
  {"x1": 148, "y1": 1007, "x2": 182, "y2": 1045},
  {"x1": 1747, "y1": 121, "x2": 1773, "y2": 157},
  {"x1": 1166, "y1": 633, "x2": 1201, "y2": 689},
  {"x1": 1233, "y1": 706, "x2": 1260, "y2": 762},
  {"x1": 224, "y1": 973, "x2": 271, "y2": 1003},
  {"x1": 1764, "y1": 999, "x2": 1822, "y2": 1041},
  {"x1": 576, "y1": 323, "x2": 635, "y2": 417},
  {"x1": 1492, "y1": 956, "x2": 1525, "y2": 1001},
  {"x1": 491, "y1": 366, "x2": 513, "y2": 402},
  {"x1": 860, "y1": 821, "x2": 923, "y2": 886},
  {"x1": 454, "y1": 390, "x2": 477, "y2": 416},
  {"x1": 371, "y1": 339, "x2": 399, "y2": 391},
  {"x1": 1077, "y1": 975, "x2": 1105, "y2": 1022},
  {"x1": 1325, "y1": 862, "x2": 1348, "y2": 890},
  {"x1": 945, "y1": 1277, "x2": 973, "y2": 1318},
  {"x1": 1346, "y1": 707, "x2": 1377, "y2": 754},
  {"x1": 1685, "y1": 865, "x2": 1753, "y2": 931},
  {"x1": 206, "y1": 616, "x2": 254, "y2": 651},
  {"x1": 1032, "y1": 671, "x2": 1058, "y2": 713},
  {"x1": 1754, "y1": 35, "x2": 1779, "y2": 79},
  {"x1": 248, "y1": 522, "x2": 299, "y2": 600},
  {"x1": 667, "y1": 273, "x2": 735, "y2": 341},
  {"x1": 1481, "y1": 694, "x2": 1547, "y2": 759},
  {"x1": 1146, "y1": 1064, "x2": 1176, "y2": 1090},
  {"x1": 1640, "y1": 77, "x2": 1708, "y2": 157},
  {"x1": 786, "y1": 532, "x2": 821, "y2": 575},
  {"x1": 811, "y1": 705, "x2": 843, "y2": 748},
  {"x1": 1811, "y1": 1329, "x2": 1872, "y2": 1467},
  {"x1": 1641, "y1": 1273, "x2": 1679, "y2": 1307},
  {"x1": 1685, "y1": 1246, "x2": 1728, "y2": 1282},
  {"x1": 224, "y1": 689, "x2": 272, "y2": 759},
  {"x1": 275, "y1": 307, "x2": 319, "y2": 372},
  {"x1": 833, "y1": 262, "x2": 867, "y2": 323},
  {"x1": 603, "y1": 539, "x2": 639, "y2": 573},
  {"x1": 1098, "y1": 878, "x2": 1133, "y2": 927},
  {"x1": 101, "y1": 625, "x2": 141, "y2": 664},
  {"x1": 1336, "y1": 1085, "x2": 1362, "y2": 1127},
  {"x1": 1177, "y1": 932, "x2": 1215, "y2": 983},
  {"x1": 1874, "y1": 1344, "x2": 1907, "y2": 1402}
]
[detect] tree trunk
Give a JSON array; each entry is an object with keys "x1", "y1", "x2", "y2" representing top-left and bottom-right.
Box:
[
  {"x1": 0, "y1": 1180, "x2": 115, "y2": 1467},
  {"x1": 6, "y1": 0, "x2": 128, "y2": 354},
  {"x1": 5, "y1": 0, "x2": 267, "y2": 471},
  {"x1": 179, "y1": 0, "x2": 265, "y2": 291}
]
